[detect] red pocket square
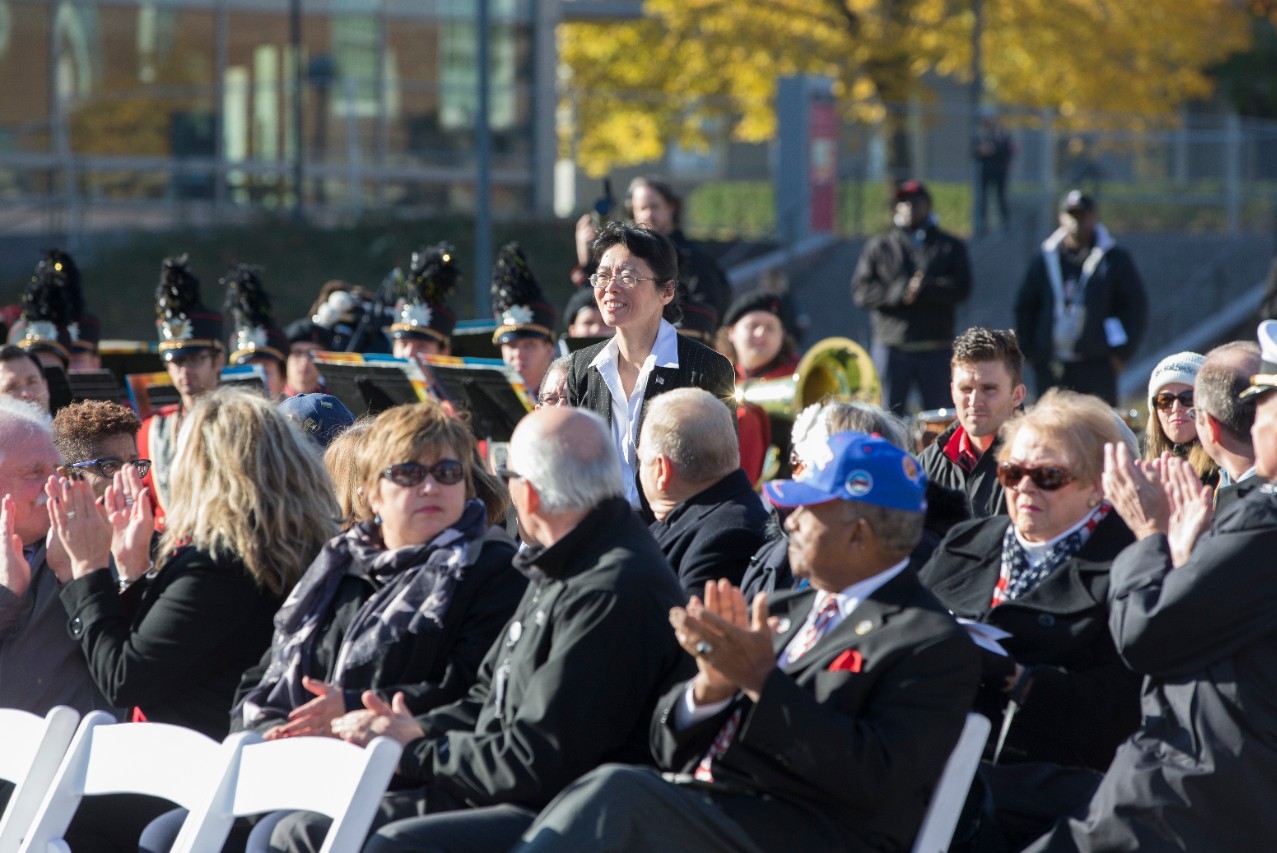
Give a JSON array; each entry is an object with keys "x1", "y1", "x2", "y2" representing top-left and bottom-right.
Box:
[{"x1": 829, "y1": 649, "x2": 863, "y2": 673}]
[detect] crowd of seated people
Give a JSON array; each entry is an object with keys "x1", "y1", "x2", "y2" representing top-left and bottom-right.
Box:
[{"x1": 6, "y1": 214, "x2": 1277, "y2": 853}]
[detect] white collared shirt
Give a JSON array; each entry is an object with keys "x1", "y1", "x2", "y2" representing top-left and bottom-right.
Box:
[
  {"x1": 1218, "y1": 465, "x2": 1258, "y2": 488},
  {"x1": 589, "y1": 318, "x2": 680, "y2": 507},
  {"x1": 678, "y1": 557, "x2": 910, "y2": 726}
]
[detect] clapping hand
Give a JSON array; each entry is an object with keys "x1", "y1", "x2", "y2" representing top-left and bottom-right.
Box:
[
  {"x1": 330, "y1": 690, "x2": 423, "y2": 748},
  {"x1": 45, "y1": 476, "x2": 111, "y2": 581},
  {"x1": 264, "y1": 677, "x2": 346, "y2": 740},
  {"x1": 671, "y1": 579, "x2": 777, "y2": 704},
  {"x1": 1163, "y1": 454, "x2": 1213, "y2": 567},
  {"x1": 103, "y1": 466, "x2": 154, "y2": 583},
  {"x1": 1102, "y1": 442, "x2": 1169, "y2": 540},
  {"x1": 0, "y1": 495, "x2": 31, "y2": 597}
]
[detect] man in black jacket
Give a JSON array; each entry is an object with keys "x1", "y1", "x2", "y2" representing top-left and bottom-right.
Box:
[
  {"x1": 1014, "y1": 191, "x2": 1147, "y2": 405},
  {"x1": 274, "y1": 407, "x2": 692, "y2": 853},
  {"x1": 641, "y1": 388, "x2": 769, "y2": 600},
  {"x1": 515, "y1": 433, "x2": 981, "y2": 853},
  {"x1": 920, "y1": 327, "x2": 1025, "y2": 519},
  {"x1": 852, "y1": 180, "x2": 972, "y2": 413},
  {"x1": 1025, "y1": 321, "x2": 1277, "y2": 851}
]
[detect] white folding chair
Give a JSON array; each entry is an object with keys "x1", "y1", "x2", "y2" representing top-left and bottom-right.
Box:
[
  {"x1": 912, "y1": 712, "x2": 992, "y2": 853},
  {"x1": 176, "y1": 735, "x2": 402, "y2": 853},
  {"x1": 18, "y1": 712, "x2": 253, "y2": 853},
  {"x1": 0, "y1": 706, "x2": 80, "y2": 853}
]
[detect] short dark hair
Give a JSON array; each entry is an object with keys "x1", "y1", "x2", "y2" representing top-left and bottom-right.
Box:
[
  {"x1": 590, "y1": 220, "x2": 683, "y2": 324},
  {"x1": 0, "y1": 344, "x2": 43, "y2": 373},
  {"x1": 625, "y1": 176, "x2": 682, "y2": 228},
  {"x1": 51, "y1": 400, "x2": 142, "y2": 466},
  {"x1": 952, "y1": 327, "x2": 1024, "y2": 388},
  {"x1": 1197, "y1": 342, "x2": 1261, "y2": 441}
]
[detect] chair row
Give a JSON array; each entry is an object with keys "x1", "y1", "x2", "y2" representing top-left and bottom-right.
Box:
[{"x1": 0, "y1": 707, "x2": 401, "y2": 853}]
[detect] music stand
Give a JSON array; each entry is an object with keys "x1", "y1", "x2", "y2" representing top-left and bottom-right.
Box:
[
  {"x1": 99, "y1": 340, "x2": 164, "y2": 385},
  {"x1": 420, "y1": 356, "x2": 532, "y2": 444},
  {"x1": 449, "y1": 320, "x2": 502, "y2": 360},
  {"x1": 42, "y1": 364, "x2": 73, "y2": 413},
  {"x1": 67, "y1": 369, "x2": 131, "y2": 407},
  {"x1": 125, "y1": 365, "x2": 267, "y2": 419},
  {"x1": 312, "y1": 354, "x2": 431, "y2": 418}
]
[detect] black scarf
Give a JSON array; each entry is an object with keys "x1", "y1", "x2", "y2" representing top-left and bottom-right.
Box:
[{"x1": 238, "y1": 499, "x2": 488, "y2": 726}]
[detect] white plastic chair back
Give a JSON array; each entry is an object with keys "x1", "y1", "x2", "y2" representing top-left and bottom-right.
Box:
[
  {"x1": 0, "y1": 706, "x2": 79, "y2": 853},
  {"x1": 18, "y1": 713, "x2": 251, "y2": 853},
  {"x1": 912, "y1": 713, "x2": 992, "y2": 853},
  {"x1": 177, "y1": 735, "x2": 401, "y2": 853}
]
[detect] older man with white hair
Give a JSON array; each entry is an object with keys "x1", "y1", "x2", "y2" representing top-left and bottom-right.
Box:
[{"x1": 0, "y1": 396, "x2": 112, "y2": 716}]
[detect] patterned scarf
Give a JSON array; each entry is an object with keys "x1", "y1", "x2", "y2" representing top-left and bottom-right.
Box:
[
  {"x1": 238, "y1": 499, "x2": 488, "y2": 726},
  {"x1": 992, "y1": 502, "x2": 1111, "y2": 606}
]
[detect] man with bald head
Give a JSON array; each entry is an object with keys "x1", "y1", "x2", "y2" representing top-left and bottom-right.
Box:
[
  {"x1": 641, "y1": 388, "x2": 769, "y2": 599},
  {"x1": 272, "y1": 407, "x2": 693, "y2": 853},
  {"x1": 0, "y1": 397, "x2": 112, "y2": 716}
]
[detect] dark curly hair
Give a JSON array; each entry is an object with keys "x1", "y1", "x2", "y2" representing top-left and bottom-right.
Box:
[{"x1": 51, "y1": 400, "x2": 142, "y2": 465}]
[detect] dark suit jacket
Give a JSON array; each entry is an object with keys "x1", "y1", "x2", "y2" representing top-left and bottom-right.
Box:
[
  {"x1": 59, "y1": 545, "x2": 281, "y2": 740},
  {"x1": 918, "y1": 513, "x2": 1140, "y2": 770},
  {"x1": 651, "y1": 569, "x2": 980, "y2": 853},
  {"x1": 567, "y1": 332, "x2": 736, "y2": 437},
  {"x1": 649, "y1": 468, "x2": 770, "y2": 600},
  {"x1": 1027, "y1": 485, "x2": 1277, "y2": 851}
]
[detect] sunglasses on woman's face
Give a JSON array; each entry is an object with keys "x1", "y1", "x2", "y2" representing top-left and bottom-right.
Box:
[
  {"x1": 996, "y1": 462, "x2": 1075, "y2": 491},
  {"x1": 381, "y1": 459, "x2": 465, "y2": 488},
  {"x1": 1152, "y1": 390, "x2": 1194, "y2": 412}
]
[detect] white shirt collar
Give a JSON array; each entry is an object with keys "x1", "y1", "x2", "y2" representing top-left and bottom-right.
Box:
[{"x1": 589, "y1": 318, "x2": 680, "y2": 371}]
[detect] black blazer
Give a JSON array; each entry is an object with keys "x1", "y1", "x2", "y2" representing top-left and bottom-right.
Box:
[
  {"x1": 567, "y1": 331, "x2": 736, "y2": 437},
  {"x1": 649, "y1": 468, "x2": 770, "y2": 600},
  {"x1": 651, "y1": 570, "x2": 981, "y2": 853},
  {"x1": 918, "y1": 512, "x2": 1141, "y2": 770},
  {"x1": 59, "y1": 545, "x2": 282, "y2": 740}
]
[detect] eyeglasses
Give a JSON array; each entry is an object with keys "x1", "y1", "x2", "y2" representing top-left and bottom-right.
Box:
[
  {"x1": 535, "y1": 393, "x2": 568, "y2": 408},
  {"x1": 496, "y1": 467, "x2": 524, "y2": 483},
  {"x1": 588, "y1": 271, "x2": 660, "y2": 290},
  {"x1": 997, "y1": 462, "x2": 1075, "y2": 491},
  {"x1": 1152, "y1": 390, "x2": 1194, "y2": 412},
  {"x1": 67, "y1": 458, "x2": 152, "y2": 479},
  {"x1": 381, "y1": 460, "x2": 465, "y2": 488}
]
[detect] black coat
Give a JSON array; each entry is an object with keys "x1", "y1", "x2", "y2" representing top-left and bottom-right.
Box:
[
  {"x1": 851, "y1": 222, "x2": 972, "y2": 346},
  {"x1": 651, "y1": 571, "x2": 981, "y2": 853},
  {"x1": 649, "y1": 468, "x2": 770, "y2": 600},
  {"x1": 918, "y1": 512, "x2": 1141, "y2": 771},
  {"x1": 232, "y1": 535, "x2": 525, "y2": 732},
  {"x1": 919, "y1": 421, "x2": 1008, "y2": 519},
  {"x1": 398, "y1": 497, "x2": 694, "y2": 809},
  {"x1": 1026, "y1": 486, "x2": 1277, "y2": 852},
  {"x1": 59, "y1": 546, "x2": 281, "y2": 740}
]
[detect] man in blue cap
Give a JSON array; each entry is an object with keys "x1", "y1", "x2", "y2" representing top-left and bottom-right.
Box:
[{"x1": 515, "y1": 432, "x2": 981, "y2": 853}]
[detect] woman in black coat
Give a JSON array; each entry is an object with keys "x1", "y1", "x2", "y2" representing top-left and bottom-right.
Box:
[{"x1": 918, "y1": 389, "x2": 1142, "y2": 847}]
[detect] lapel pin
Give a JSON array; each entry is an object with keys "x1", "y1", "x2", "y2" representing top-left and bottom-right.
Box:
[
  {"x1": 534, "y1": 610, "x2": 547, "y2": 627},
  {"x1": 506, "y1": 621, "x2": 523, "y2": 647},
  {"x1": 855, "y1": 619, "x2": 874, "y2": 635},
  {"x1": 656, "y1": 376, "x2": 665, "y2": 385},
  {"x1": 774, "y1": 617, "x2": 792, "y2": 633}
]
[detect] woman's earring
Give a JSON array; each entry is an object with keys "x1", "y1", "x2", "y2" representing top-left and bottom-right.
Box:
[
  {"x1": 1088, "y1": 497, "x2": 1099, "y2": 508},
  {"x1": 374, "y1": 513, "x2": 383, "y2": 526}
]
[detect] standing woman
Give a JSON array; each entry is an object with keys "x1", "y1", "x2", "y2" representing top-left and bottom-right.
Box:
[
  {"x1": 48, "y1": 386, "x2": 338, "y2": 851},
  {"x1": 1144, "y1": 351, "x2": 1218, "y2": 486},
  {"x1": 567, "y1": 220, "x2": 735, "y2": 509}
]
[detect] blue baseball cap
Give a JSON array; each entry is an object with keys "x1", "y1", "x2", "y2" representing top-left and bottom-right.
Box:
[
  {"x1": 278, "y1": 393, "x2": 355, "y2": 449},
  {"x1": 764, "y1": 432, "x2": 927, "y2": 513}
]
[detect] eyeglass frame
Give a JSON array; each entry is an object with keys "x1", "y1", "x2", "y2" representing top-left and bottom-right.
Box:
[
  {"x1": 67, "y1": 457, "x2": 153, "y2": 480},
  {"x1": 995, "y1": 462, "x2": 1076, "y2": 492},
  {"x1": 1152, "y1": 390, "x2": 1194, "y2": 412},
  {"x1": 588, "y1": 271, "x2": 663, "y2": 290},
  {"x1": 380, "y1": 459, "x2": 466, "y2": 488}
]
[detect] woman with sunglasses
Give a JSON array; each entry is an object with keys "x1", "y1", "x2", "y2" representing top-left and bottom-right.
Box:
[
  {"x1": 232, "y1": 400, "x2": 524, "y2": 744},
  {"x1": 1143, "y1": 351, "x2": 1218, "y2": 486},
  {"x1": 917, "y1": 389, "x2": 1142, "y2": 849},
  {"x1": 567, "y1": 220, "x2": 735, "y2": 510}
]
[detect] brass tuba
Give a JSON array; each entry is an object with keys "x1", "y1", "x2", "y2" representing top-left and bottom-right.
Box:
[{"x1": 738, "y1": 337, "x2": 882, "y2": 480}]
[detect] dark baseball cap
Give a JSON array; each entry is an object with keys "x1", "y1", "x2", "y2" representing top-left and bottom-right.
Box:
[
  {"x1": 1060, "y1": 190, "x2": 1095, "y2": 214},
  {"x1": 894, "y1": 180, "x2": 931, "y2": 203}
]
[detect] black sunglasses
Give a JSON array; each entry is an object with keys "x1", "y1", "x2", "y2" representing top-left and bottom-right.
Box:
[
  {"x1": 381, "y1": 460, "x2": 465, "y2": 488},
  {"x1": 996, "y1": 462, "x2": 1075, "y2": 491},
  {"x1": 68, "y1": 458, "x2": 152, "y2": 479},
  {"x1": 1152, "y1": 390, "x2": 1194, "y2": 412}
]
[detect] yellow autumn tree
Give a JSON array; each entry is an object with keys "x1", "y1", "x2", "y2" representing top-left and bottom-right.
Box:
[{"x1": 559, "y1": 0, "x2": 1254, "y2": 176}]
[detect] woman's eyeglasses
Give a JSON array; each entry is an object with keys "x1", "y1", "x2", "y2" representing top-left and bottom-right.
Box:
[
  {"x1": 381, "y1": 460, "x2": 465, "y2": 487},
  {"x1": 996, "y1": 462, "x2": 1075, "y2": 491},
  {"x1": 588, "y1": 271, "x2": 659, "y2": 290},
  {"x1": 1152, "y1": 390, "x2": 1194, "y2": 412},
  {"x1": 67, "y1": 458, "x2": 152, "y2": 479}
]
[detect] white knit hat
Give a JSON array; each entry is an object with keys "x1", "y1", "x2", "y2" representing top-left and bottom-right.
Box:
[{"x1": 1147, "y1": 351, "x2": 1206, "y2": 408}]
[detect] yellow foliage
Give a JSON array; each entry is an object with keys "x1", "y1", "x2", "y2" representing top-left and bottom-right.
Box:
[{"x1": 560, "y1": 0, "x2": 1255, "y2": 176}]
